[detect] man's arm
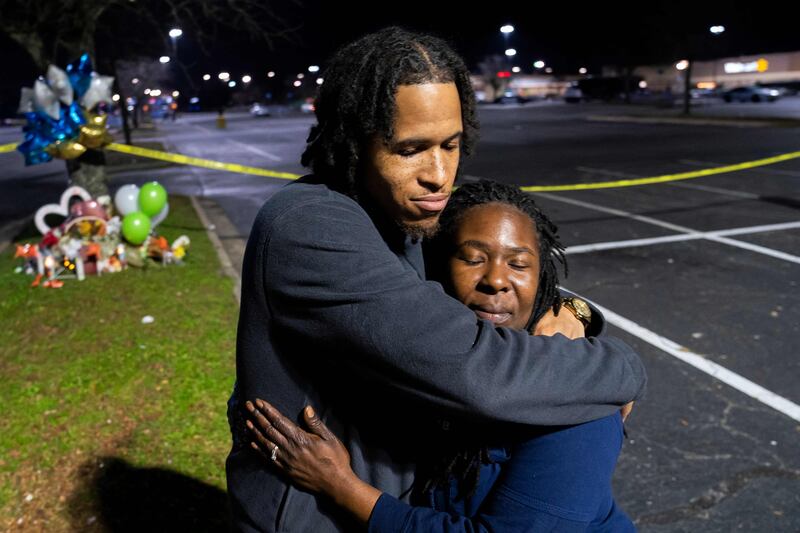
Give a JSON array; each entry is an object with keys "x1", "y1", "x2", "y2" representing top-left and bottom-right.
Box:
[{"x1": 263, "y1": 195, "x2": 646, "y2": 426}]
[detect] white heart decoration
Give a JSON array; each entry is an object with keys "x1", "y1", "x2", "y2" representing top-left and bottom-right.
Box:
[{"x1": 34, "y1": 186, "x2": 92, "y2": 235}]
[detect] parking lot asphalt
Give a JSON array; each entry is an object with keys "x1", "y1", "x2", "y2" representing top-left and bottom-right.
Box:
[{"x1": 2, "y1": 100, "x2": 798, "y2": 531}]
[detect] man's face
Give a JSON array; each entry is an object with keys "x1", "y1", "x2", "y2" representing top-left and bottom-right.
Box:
[
  {"x1": 362, "y1": 83, "x2": 463, "y2": 239},
  {"x1": 447, "y1": 203, "x2": 540, "y2": 330}
]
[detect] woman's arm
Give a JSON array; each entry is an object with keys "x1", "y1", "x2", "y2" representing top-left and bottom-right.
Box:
[
  {"x1": 247, "y1": 399, "x2": 633, "y2": 533},
  {"x1": 245, "y1": 399, "x2": 381, "y2": 525}
]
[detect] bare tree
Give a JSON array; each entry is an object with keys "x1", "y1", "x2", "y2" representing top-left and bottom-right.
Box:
[{"x1": 0, "y1": 0, "x2": 303, "y2": 196}]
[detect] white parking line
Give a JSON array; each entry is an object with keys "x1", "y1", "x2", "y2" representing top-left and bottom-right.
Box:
[
  {"x1": 567, "y1": 220, "x2": 800, "y2": 255},
  {"x1": 577, "y1": 295, "x2": 800, "y2": 423},
  {"x1": 537, "y1": 193, "x2": 800, "y2": 264},
  {"x1": 226, "y1": 139, "x2": 282, "y2": 162},
  {"x1": 665, "y1": 181, "x2": 759, "y2": 199}
]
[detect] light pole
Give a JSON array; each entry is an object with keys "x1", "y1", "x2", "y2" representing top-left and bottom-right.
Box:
[
  {"x1": 500, "y1": 25, "x2": 514, "y2": 72},
  {"x1": 709, "y1": 25, "x2": 725, "y2": 87},
  {"x1": 169, "y1": 28, "x2": 183, "y2": 55}
]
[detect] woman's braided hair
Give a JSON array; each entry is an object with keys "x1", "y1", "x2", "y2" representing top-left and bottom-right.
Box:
[
  {"x1": 300, "y1": 26, "x2": 479, "y2": 195},
  {"x1": 419, "y1": 179, "x2": 568, "y2": 499}
]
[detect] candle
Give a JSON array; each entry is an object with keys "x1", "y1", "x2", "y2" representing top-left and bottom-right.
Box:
[
  {"x1": 44, "y1": 256, "x2": 55, "y2": 279},
  {"x1": 76, "y1": 257, "x2": 85, "y2": 281}
]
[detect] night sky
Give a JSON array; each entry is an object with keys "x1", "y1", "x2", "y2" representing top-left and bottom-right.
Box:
[{"x1": 2, "y1": 0, "x2": 800, "y2": 109}]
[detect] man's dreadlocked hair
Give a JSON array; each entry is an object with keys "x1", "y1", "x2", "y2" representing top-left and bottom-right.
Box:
[
  {"x1": 418, "y1": 179, "x2": 567, "y2": 500},
  {"x1": 300, "y1": 26, "x2": 479, "y2": 195}
]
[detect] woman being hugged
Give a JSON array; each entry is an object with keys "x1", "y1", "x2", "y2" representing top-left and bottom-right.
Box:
[{"x1": 246, "y1": 180, "x2": 636, "y2": 532}]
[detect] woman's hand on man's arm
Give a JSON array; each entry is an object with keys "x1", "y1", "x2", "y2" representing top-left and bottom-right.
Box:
[{"x1": 245, "y1": 399, "x2": 382, "y2": 525}]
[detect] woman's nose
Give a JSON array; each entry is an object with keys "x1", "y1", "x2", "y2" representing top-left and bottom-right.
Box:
[{"x1": 479, "y1": 262, "x2": 510, "y2": 293}]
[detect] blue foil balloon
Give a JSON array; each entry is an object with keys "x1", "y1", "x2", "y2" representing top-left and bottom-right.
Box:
[
  {"x1": 17, "y1": 134, "x2": 53, "y2": 165},
  {"x1": 65, "y1": 101, "x2": 86, "y2": 128},
  {"x1": 66, "y1": 53, "x2": 92, "y2": 98}
]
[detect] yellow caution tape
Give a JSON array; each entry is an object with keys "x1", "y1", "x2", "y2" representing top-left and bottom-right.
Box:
[
  {"x1": 105, "y1": 143, "x2": 301, "y2": 180},
  {"x1": 3, "y1": 140, "x2": 799, "y2": 191},
  {"x1": 520, "y1": 151, "x2": 800, "y2": 192}
]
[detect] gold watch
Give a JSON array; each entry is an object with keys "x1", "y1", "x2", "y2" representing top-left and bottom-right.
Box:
[{"x1": 561, "y1": 297, "x2": 592, "y2": 327}]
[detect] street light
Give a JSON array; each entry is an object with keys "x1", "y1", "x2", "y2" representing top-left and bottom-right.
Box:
[
  {"x1": 169, "y1": 28, "x2": 182, "y2": 56},
  {"x1": 267, "y1": 71, "x2": 276, "y2": 78},
  {"x1": 710, "y1": 25, "x2": 725, "y2": 35},
  {"x1": 159, "y1": 56, "x2": 171, "y2": 64},
  {"x1": 172, "y1": 90, "x2": 180, "y2": 97},
  {"x1": 228, "y1": 81, "x2": 236, "y2": 88},
  {"x1": 112, "y1": 94, "x2": 120, "y2": 102},
  {"x1": 505, "y1": 48, "x2": 517, "y2": 57},
  {"x1": 242, "y1": 75, "x2": 252, "y2": 83},
  {"x1": 545, "y1": 67, "x2": 553, "y2": 74},
  {"x1": 202, "y1": 74, "x2": 211, "y2": 81},
  {"x1": 316, "y1": 78, "x2": 324, "y2": 85},
  {"x1": 512, "y1": 66, "x2": 521, "y2": 73},
  {"x1": 675, "y1": 59, "x2": 689, "y2": 71},
  {"x1": 579, "y1": 67, "x2": 587, "y2": 75},
  {"x1": 308, "y1": 65, "x2": 320, "y2": 73},
  {"x1": 297, "y1": 73, "x2": 305, "y2": 79},
  {"x1": 293, "y1": 80, "x2": 302, "y2": 87},
  {"x1": 500, "y1": 25, "x2": 514, "y2": 34},
  {"x1": 533, "y1": 60, "x2": 545, "y2": 69},
  {"x1": 218, "y1": 72, "x2": 230, "y2": 81}
]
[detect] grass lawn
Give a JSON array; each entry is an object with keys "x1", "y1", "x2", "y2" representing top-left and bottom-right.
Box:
[{"x1": 0, "y1": 196, "x2": 238, "y2": 532}]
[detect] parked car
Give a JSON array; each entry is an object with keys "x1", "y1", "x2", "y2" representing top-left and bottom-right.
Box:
[
  {"x1": 722, "y1": 86, "x2": 780, "y2": 103},
  {"x1": 493, "y1": 90, "x2": 529, "y2": 104},
  {"x1": 249, "y1": 103, "x2": 271, "y2": 117},
  {"x1": 300, "y1": 98, "x2": 316, "y2": 113},
  {"x1": 564, "y1": 83, "x2": 584, "y2": 103}
]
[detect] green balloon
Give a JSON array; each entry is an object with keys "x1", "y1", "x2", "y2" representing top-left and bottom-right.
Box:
[
  {"x1": 138, "y1": 181, "x2": 167, "y2": 217},
  {"x1": 122, "y1": 211, "x2": 151, "y2": 245}
]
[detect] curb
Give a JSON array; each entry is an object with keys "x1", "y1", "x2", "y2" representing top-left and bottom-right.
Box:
[{"x1": 189, "y1": 196, "x2": 243, "y2": 304}]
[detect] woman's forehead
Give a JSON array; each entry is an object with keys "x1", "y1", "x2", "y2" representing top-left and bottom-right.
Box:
[{"x1": 456, "y1": 203, "x2": 539, "y2": 248}]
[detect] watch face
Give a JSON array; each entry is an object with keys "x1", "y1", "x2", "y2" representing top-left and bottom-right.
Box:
[{"x1": 573, "y1": 299, "x2": 591, "y2": 317}]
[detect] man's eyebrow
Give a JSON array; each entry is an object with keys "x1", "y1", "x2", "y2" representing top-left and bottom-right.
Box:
[
  {"x1": 459, "y1": 240, "x2": 537, "y2": 256},
  {"x1": 394, "y1": 131, "x2": 463, "y2": 146}
]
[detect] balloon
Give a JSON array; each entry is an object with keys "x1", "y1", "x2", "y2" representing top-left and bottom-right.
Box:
[
  {"x1": 78, "y1": 112, "x2": 110, "y2": 148},
  {"x1": 66, "y1": 53, "x2": 92, "y2": 98},
  {"x1": 138, "y1": 182, "x2": 167, "y2": 217},
  {"x1": 34, "y1": 186, "x2": 92, "y2": 234},
  {"x1": 70, "y1": 200, "x2": 109, "y2": 220},
  {"x1": 46, "y1": 65, "x2": 74, "y2": 105},
  {"x1": 114, "y1": 184, "x2": 140, "y2": 216},
  {"x1": 121, "y1": 212, "x2": 151, "y2": 245},
  {"x1": 65, "y1": 102, "x2": 86, "y2": 129},
  {"x1": 18, "y1": 87, "x2": 35, "y2": 114},
  {"x1": 150, "y1": 202, "x2": 169, "y2": 228},
  {"x1": 17, "y1": 137, "x2": 53, "y2": 165},
  {"x1": 33, "y1": 79, "x2": 60, "y2": 120},
  {"x1": 46, "y1": 140, "x2": 87, "y2": 159},
  {"x1": 81, "y1": 72, "x2": 114, "y2": 110}
]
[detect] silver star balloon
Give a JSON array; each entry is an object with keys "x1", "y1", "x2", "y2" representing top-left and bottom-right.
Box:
[
  {"x1": 33, "y1": 78, "x2": 60, "y2": 120},
  {"x1": 18, "y1": 87, "x2": 35, "y2": 114},
  {"x1": 80, "y1": 72, "x2": 115, "y2": 110},
  {"x1": 46, "y1": 65, "x2": 74, "y2": 105}
]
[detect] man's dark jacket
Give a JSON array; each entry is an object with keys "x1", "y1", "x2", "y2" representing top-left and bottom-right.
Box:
[{"x1": 226, "y1": 176, "x2": 647, "y2": 532}]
